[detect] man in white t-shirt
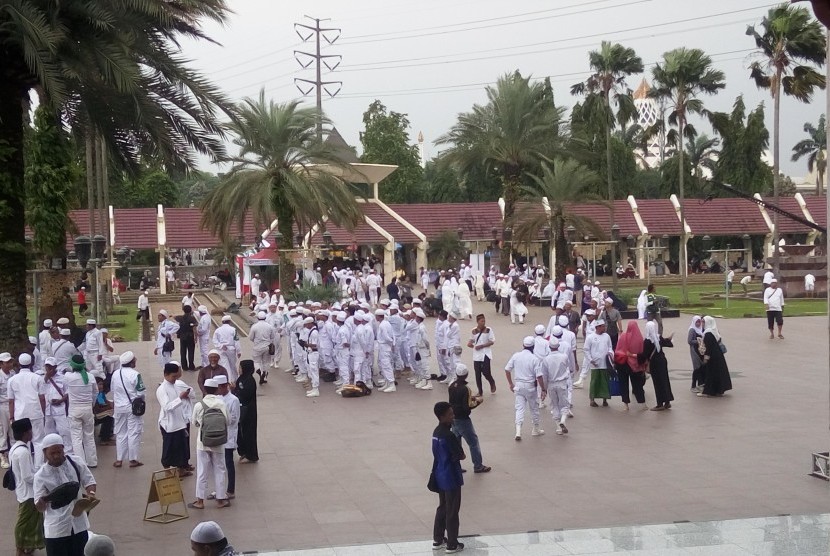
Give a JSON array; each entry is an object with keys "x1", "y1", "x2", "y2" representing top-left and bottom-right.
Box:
[
  {"x1": 763, "y1": 278, "x2": 785, "y2": 340},
  {"x1": 740, "y1": 275, "x2": 752, "y2": 295},
  {"x1": 166, "y1": 266, "x2": 176, "y2": 293},
  {"x1": 726, "y1": 269, "x2": 734, "y2": 292},
  {"x1": 804, "y1": 273, "x2": 816, "y2": 298},
  {"x1": 467, "y1": 314, "x2": 496, "y2": 396},
  {"x1": 762, "y1": 269, "x2": 774, "y2": 292}
]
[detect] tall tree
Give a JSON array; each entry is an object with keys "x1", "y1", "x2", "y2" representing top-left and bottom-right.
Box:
[
  {"x1": 650, "y1": 47, "x2": 725, "y2": 303},
  {"x1": 513, "y1": 159, "x2": 604, "y2": 279},
  {"x1": 200, "y1": 92, "x2": 362, "y2": 290},
  {"x1": 110, "y1": 167, "x2": 181, "y2": 208},
  {"x1": 686, "y1": 134, "x2": 720, "y2": 193},
  {"x1": 747, "y1": 4, "x2": 826, "y2": 268},
  {"x1": 791, "y1": 114, "x2": 827, "y2": 195},
  {"x1": 571, "y1": 41, "x2": 643, "y2": 290},
  {"x1": 1, "y1": 0, "x2": 233, "y2": 349},
  {"x1": 710, "y1": 96, "x2": 773, "y2": 196},
  {"x1": 436, "y1": 72, "x2": 566, "y2": 269},
  {"x1": 359, "y1": 100, "x2": 423, "y2": 203}
]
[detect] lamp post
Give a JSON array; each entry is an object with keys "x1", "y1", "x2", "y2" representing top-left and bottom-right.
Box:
[{"x1": 611, "y1": 224, "x2": 620, "y2": 289}]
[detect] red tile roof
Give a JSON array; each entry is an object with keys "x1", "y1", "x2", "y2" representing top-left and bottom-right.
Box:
[
  {"x1": 760, "y1": 196, "x2": 820, "y2": 234},
  {"x1": 682, "y1": 199, "x2": 770, "y2": 236},
  {"x1": 567, "y1": 200, "x2": 640, "y2": 238},
  {"x1": 308, "y1": 220, "x2": 387, "y2": 246},
  {"x1": 360, "y1": 202, "x2": 421, "y2": 243},
  {"x1": 387, "y1": 202, "x2": 503, "y2": 241},
  {"x1": 802, "y1": 196, "x2": 827, "y2": 230},
  {"x1": 632, "y1": 199, "x2": 682, "y2": 236},
  {"x1": 63, "y1": 208, "x2": 158, "y2": 250}
]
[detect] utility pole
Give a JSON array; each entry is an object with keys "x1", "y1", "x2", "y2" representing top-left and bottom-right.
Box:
[{"x1": 294, "y1": 16, "x2": 342, "y2": 140}]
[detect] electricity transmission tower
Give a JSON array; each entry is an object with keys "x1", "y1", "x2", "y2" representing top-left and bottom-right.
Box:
[{"x1": 294, "y1": 16, "x2": 342, "y2": 139}]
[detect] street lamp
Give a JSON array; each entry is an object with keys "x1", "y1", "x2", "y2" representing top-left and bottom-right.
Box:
[{"x1": 74, "y1": 235, "x2": 91, "y2": 269}]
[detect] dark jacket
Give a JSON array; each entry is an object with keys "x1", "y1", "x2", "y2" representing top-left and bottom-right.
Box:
[{"x1": 448, "y1": 379, "x2": 480, "y2": 420}]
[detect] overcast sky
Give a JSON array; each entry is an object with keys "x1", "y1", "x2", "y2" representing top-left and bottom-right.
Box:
[{"x1": 181, "y1": 0, "x2": 827, "y2": 179}]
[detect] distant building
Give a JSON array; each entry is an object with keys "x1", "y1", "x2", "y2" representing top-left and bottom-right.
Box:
[{"x1": 633, "y1": 78, "x2": 666, "y2": 170}]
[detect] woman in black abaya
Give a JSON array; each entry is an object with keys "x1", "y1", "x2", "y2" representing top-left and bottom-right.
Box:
[
  {"x1": 639, "y1": 320, "x2": 674, "y2": 411},
  {"x1": 234, "y1": 359, "x2": 259, "y2": 462},
  {"x1": 698, "y1": 316, "x2": 733, "y2": 397}
]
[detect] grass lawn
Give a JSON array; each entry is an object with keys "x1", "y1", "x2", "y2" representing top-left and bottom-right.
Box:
[
  {"x1": 617, "y1": 284, "x2": 827, "y2": 319},
  {"x1": 28, "y1": 304, "x2": 140, "y2": 342}
]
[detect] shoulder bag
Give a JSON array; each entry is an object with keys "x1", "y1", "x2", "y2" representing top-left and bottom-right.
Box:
[{"x1": 119, "y1": 370, "x2": 146, "y2": 416}]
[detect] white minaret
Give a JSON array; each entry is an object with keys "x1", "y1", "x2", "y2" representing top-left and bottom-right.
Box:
[
  {"x1": 633, "y1": 78, "x2": 665, "y2": 169},
  {"x1": 417, "y1": 131, "x2": 426, "y2": 168}
]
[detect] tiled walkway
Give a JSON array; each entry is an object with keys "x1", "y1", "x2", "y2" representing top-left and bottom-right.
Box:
[{"x1": 260, "y1": 513, "x2": 830, "y2": 555}]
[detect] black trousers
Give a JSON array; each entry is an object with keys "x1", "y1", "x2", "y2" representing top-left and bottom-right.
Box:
[
  {"x1": 96, "y1": 415, "x2": 114, "y2": 441},
  {"x1": 225, "y1": 447, "x2": 236, "y2": 493},
  {"x1": 160, "y1": 428, "x2": 188, "y2": 469},
  {"x1": 45, "y1": 530, "x2": 88, "y2": 556},
  {"x1": 500, "y1": 296, "x2": 510, "y2": 315},
  {"x1": 180, "y1": 337, "x2": 196, "y2": 370},
  {"x1": 617, "y1": 364, "x2": 646, "y2": 404},
  {"x1": 473, "y1": 357, "x2": 496, "y2": 395},
  {"x1": 433, "y1": 488, "x2": 462, "y2": 547}
]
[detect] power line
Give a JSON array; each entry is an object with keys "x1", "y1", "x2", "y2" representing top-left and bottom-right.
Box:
[{"x1": 210, "y1": 42, "x2": 302, "y2": 76}]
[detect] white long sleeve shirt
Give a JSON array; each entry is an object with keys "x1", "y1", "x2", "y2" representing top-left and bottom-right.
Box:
[
  {"x1": 584, "y1": 332, "x2": 613, "y2": 369},
  {"x1": 137, "y1": 293, "x2": 149, "y2": 310},
  {"x1": 198, "y1": 313, "x2": 212, "y2": 337},
  {"x1": 543, "y1": 352, "x2": 570, "y2": 384},
  {"x1": 111, "y1": 367, "x2": 145, "y2": 412},
  {"x1": 763, "y1": 287, "x2": 785, "y2": 311},
  {"x1": 212, "y1": 324, "x2": 237, "y2": 352},
  {"x1": 84, "y1": 328, "x2": 103, "y2": 354},
  {"x1": 445, "y1": 321, "x2": 460, "y2": 349},
  {"x1": 221, "y1": 392, "x2": 241, "y2": 449},
  {"x1": 435, "y1": 319, "x2": 447, "y2": 350},
  {"x1": 156, "y1": 318, "x2": 180, "y2": 351},
  {"x1": 156, "y1": 380, "x2": 187, "y2": 432},
  {"x1": 249, "y1": 320, "x2": 275, "y2": 354},
  {"x1": 376, "y1": 320, "x2": 395, "y2": 347}
]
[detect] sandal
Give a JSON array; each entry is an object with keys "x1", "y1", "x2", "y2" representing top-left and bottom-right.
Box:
[
  {"x1": 129, "y1": 461, "x2": 144, "y2": 468},
  {"x1": 188, "y1": 501, "x2": 204, "y2": 509},
  {"x1": 113, "y1": 461, "x2": 123, "y2": 468},
  {"x1": 216, "y1": 500, "x2": 231, "y2": 508}
]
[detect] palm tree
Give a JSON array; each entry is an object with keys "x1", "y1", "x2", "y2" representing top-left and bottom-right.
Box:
[
  {"x1": 571, "y1": 42, "x2": 643, "y2": 290},
  {"x1": 427, "y1": 231, "x2": 467, "y2": 270},
  {"x1": 747, "y1": 4, "x2": 826, "y2": 269},
  {"x1": 513, "y1": 159, "x2": 605, "y2": 279},
  {"x1": 686, "y1": 134, "x2": 720, "y2": 194},
  {"x1": 792, "y1": 114, "x2": 827, "y2": 195},
  {"x1": 650, "y1": 48, "x2": 725, "y2": 303},
  {"x1": 436, "y1": 72, "x2": 566, "y2": 269},
  {"x1": 1, "y1": 1, "x2": 233, "y2": 349},
  {"x1": 200, "y1": 92, "x2": 363, "y2": 290}
]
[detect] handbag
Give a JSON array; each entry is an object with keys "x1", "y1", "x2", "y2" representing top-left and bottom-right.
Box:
[
  {"x1": 427, "y1": 461, "x2": 439, "y2": 493},
  {"x1": 268, "y1": 343, "x2": 275, "y2": 356},
  {"x1": 162, "y1": 334, "x2": 174, "y2": 353},
  {"x1": 718, "y1": 341, "x2": 727, "y2": 354},
  {"x1": 119, "y1": 369, "x2": 146, "y2": 416},
  {"x1": 608, "y1": 374, "x2": 622, "y2": 397}
]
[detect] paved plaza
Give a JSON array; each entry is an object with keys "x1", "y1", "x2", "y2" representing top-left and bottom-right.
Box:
[{"x1": 2, "y1": 300, "x2": 828, "y2": 555}]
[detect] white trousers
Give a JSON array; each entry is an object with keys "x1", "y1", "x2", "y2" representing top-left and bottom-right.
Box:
[
  {"x1": 378, "y1": 344, "x2": 395, "y2": 383},
  {"x1": 158, "y1": 351, "x2": 173, "y2": 367},
  {"x1": 579, "y1": 354, "x2": 591, "y2": 380},
  {"x1": 307, "y1": 351, "x2": 320, "y2": 388},
  {"x1": 85, "y1": 352, "x2": 104, "y2": 380},
  {"x1": 198, "y1": 334, "x2": 211, "y2": 367},
  {"x1": 271, "y1": 335, "x2": 283, "y2": 367},
  {"x1": 220, "y1": 349, "x2": 238, "y2": 383},
  {"x1": 436, "y1": 349, "x2": 449, "y2": 377},
  {"x1": 252, "y1": 349, "x2": 270, "y2": 376},
  {"x1": 514, "y1": 382, "x2": 540, "y2": 426},
  {"x1": 45, "y1": 414, "x2": 73, "y2": 455},
  {"x1": 68, "y1": 404, "x2": 97, "y2": 467},
  {"x1": 195, "y1": 448, "x2": 227, "y2": 500},
  {"x1": 321, "y1": 346, "x2": 335, "y2": 371},
  {"x1": 0, "y1": 405, "x2": 9, "y2": 453},
  {"x1": 114, "y1": 410, "x2": 143, "y2": 462},
  {"x1": 337, "y1": 353, "x2": 351, "y2": 384},
  {"x1": 369, "y1": 288, "x2": 378, "y2": 306},
  {"x1": 547, "y1": 381, "x2": 570, "y2": 424},
  {"x1": 397, "y1": 342, "x2": 410, "y2": 369}
]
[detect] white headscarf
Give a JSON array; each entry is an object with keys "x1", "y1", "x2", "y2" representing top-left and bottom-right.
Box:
[
  {"x1": 689, "y1": 315, "x2": 704, "y2": 337},
  {"x1": 637, "y1": 289, "x2": 648, "y2": 319},
  {"x1": 703, "y1": 316, "x2": 721, "y2": 342},
  {"x1": 645, "y1": 321, "x2": 661, "y2": 352}
]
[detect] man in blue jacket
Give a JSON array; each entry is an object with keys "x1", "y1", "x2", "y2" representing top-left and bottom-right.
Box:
[{"x1": 431, "y1": 401, "x2": 466, "y2": 553}]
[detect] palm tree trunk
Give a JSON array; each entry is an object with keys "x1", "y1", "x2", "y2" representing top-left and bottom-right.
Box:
[
  {"x1": 0, "y1": 76, "x2": 31, "y2": 353},
  {"x1": 605, "y1": 98, "x2": 618, "y2": 291},
  {"x1": 772, "y1": 72, "x2": 781, "y2": 275},
  {"x1": 502, "y1": 168, "x2": 521, "y2": 273},
  {"x1": 275, "y1": 202, "x2": 296, "y2": 292},
  {"x1": 554, "y1": 220, "x2": 569, "y2": 282},
  {"x1": 678, "y1": 117, "x2": 689, "y2": 304}
]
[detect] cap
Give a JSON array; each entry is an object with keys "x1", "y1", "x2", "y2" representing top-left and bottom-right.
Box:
[
  {"x1": 204, "y1": 378, "x2": 219, "y2": 388},
  {"x1": 18, "y1": 353, "x2": 32, "y2": 366},
  {"x1": 0, "y1": 352, "x2": 11, "y2": 362},
  {"x1": 549, "y1": 337, "x2": 560, "y2": 349},
  {"x1": 268, "y1": 302, "x2": 277, "y2": 307},
  {"x1": 412, "y1": 298, "x2": 422, "y2": 305},
  {"x1": 379, "y1": 299, "x2": 390, "y2": 306},
  {"x1": 42, "y1": 433, "x2": 64, "y2": 449},
  {"x1": 558, "y1": 315, "x2": 569, "y2": 327},
  {"x1": 84, "y1": 534, "x2": 116, "y2": 556},
  {"x1": 100, "y1": 328, "x2": 108, "y2": 334},
  {"x1": 374, "y1": 309, "x2": 385, "y2": 317},
  {"x1": 119, "y1": 351, "x2": 135, "y2": 365},
  {"x1": 44, "y1": 357, "x2": 57, "y2": 367},
  {"x1": 208, "y1": 349, "x2": 220, "y2": 356},
  {"x1": 221, "y1": 315, "x2": 232, "y2": 322},
  {"x1": 303, "y1": 317, "x2": 314, "y2": 324},
  {"x1": 214, "y1": 375, "x2": 228, "y2": 385},
  {"x1": 449, "y1": 311, "x2": 460, "y2": 319},
  {"x1": 158, "y1": 310, "x2": 168, "y2": 318},
  {"x1": 57, "y1": 317, "x2": 69, "y2": 325},
  {"x1": 595, "y1": 318, "x2": 606, "y2": 326},
  {"x1": 86, "y1": 319, "x2": 96, "y2": 325},
  {"x1": 551, "y1": 325, "x2": 563, "y2": 337},
  {"x1": 413, "y1": 308, "x2": 426, "y2": 319},
  {"x1": 28, "y1": 335, "x2": 37, "y2": 345},
  {"x1": 594, "y1": 281, "x2": 601, "y2": 285},
  {"x1": 190, "y1": 521, "x2": 226, "y2": 544},
  {"x1": 257, "y1": 311, "x2": 266, "y2": 320},
  {"x1": 604, "y1": 298, "x2": 613, "y2": 304},
  {"x1": 60, "y1": 328, "x2": 70, "y2": 336},
  {"x1": 198, "y1": 305, "x2": 208, "y2": 313},
  {"x1": 534, "y1": 324, "x2": 545, "y2": 335},
  {"x1": 770, "y1": 278, "x2": 778, "y2": 283},
  {"x1": 455, "y1": 363, "x2": 469, "y2": 377},
  {"x1": 585, "y1": 309, "x2": 596, "y2": 316},
  {"x1": 522, "y1": 336, "x2": 535, "y2": 348},
  {"x1": 43, "y1": 319, "x2": 53, "y2": 327}
]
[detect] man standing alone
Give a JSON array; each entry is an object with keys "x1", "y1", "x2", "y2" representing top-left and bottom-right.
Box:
[
  {"x1": 111, "y1": 352, "x2": 146, "y2": 468},
  {"x1": 763, "y1": 278, "x2": 785, "y2": 339},
  {"x1": 448, "y1": 364, "x2": 491, "y2": 474},
  {"x1": 430, "y1": 401, "x2": 465, "y2": 554}
]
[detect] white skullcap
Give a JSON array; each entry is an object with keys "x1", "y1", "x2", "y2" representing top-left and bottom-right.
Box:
[
  {"x1": 551, "y1": 325, "x2": 563, "y2": 337},
  {"x1": 221, "y1": 315, "x2": 232, "y2": 322},
  {"x1": 595, "y1": 319, "x2": 606, "y2": 326},
  {"x1": 158, "y1": 310, "x2": 168, "y2": 318},
  {"x1": 585, "y1": 309, "x2": 596, "y2": 316},
  {"x1": 43, "y1": 319, "x2": 53, "y2": 327},
  {"x1": 360, "y1": 302, "x2": 371, "y2": 310},
  {"x1": 413, "y1": 308, "x2": 426, "y2": 319},
  {"x1": 412, "y1": 298, "x2": 422, "y2": 305},
  {"x1": 119, "y1": 351, "x2": 135, "y2": 365},
  {"x1": 288, "y1": 301, "x2": 297, "y2": 307},
  {"x1": 60, "y1": 328, "x2": 71, "y2": 336},
  {"x1": 86, "y1": 319, "x2": 96, "y2": 325},
  {"x1": 268, "y1": 302, "x2": 277, "y2": 307},
  {"x1": 204, "y1": 378, "x2": 219, "y2": 388},
  {"x1": 208, "y1": 349, "x2": 220, "y2": 356},
  {"x1": 190, "y1": 521, "x2": 226, "y2": 544},
  {"x1": 57, "y1": 317, "x2": 69, "y2": 325},
  {"x1": 214, "y1": 375, "x2": 228, "y2": 385},
  {"x1": 449, "y1": 311, "x2": 460, "y2": 319},
  {"x1": 336, "y1": 311, "x2": 347, "y2": 322},
  {"x1": 303, "y1": 317, "x2": 314, "y2": 324},
  {"x1": 99, "y1": 328, "x2": 108, "y2": 334},
  {"x1": 319, "y1": 310, "x2": 330, "y2": 317},
  {"x1": 534, "y1": 325, "x2": 545, "y2": 335},
  {"x1": 257, "y1": 311, "x2": 267, "y2": 320},
  {"x1": 374, "y1": 309, "x2": 385, "y2": 317},
  {"x1": 594, "y1": 281, "x2": 600, "y2": 285},
  {"x1": 42, "y1": 433, "x2": 64, "y2": 449},
  {"x1": 83, "y1": 534, "x2": 115, "y2": 556},
  {"x1": 0, "y1": 352, "x2": 10, "y2": 362},
  {"x1": 198, "y1": 305, "x2": 208, "y2": 313},
  {"x1": 18, "y1": 353, "x2": 32, "y2": 366},
  {"x1": 522, "y1": 336, "x2": 535, "y2": 348},
  {"x1": 549, "y1": 337, "x2": 560, "y2": 349},
  {"x1": 379, "y1": 299, "x2": 390, "y2": 306},
  {"x1": 28, "y1": 335, "x2": 37, "y2": 344},
  {"x1": 604, "y1": 298, "x2": 613, "y2": 304},
  {"x1": 558, "y1": 315, "x2": 568, "y2": 327},
  {"x1": 455, "y1": 363, "x2": 468, "y2": 377},
  {"x1": 44, "y1": 357, "x2": 57, "y2": 367}
]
